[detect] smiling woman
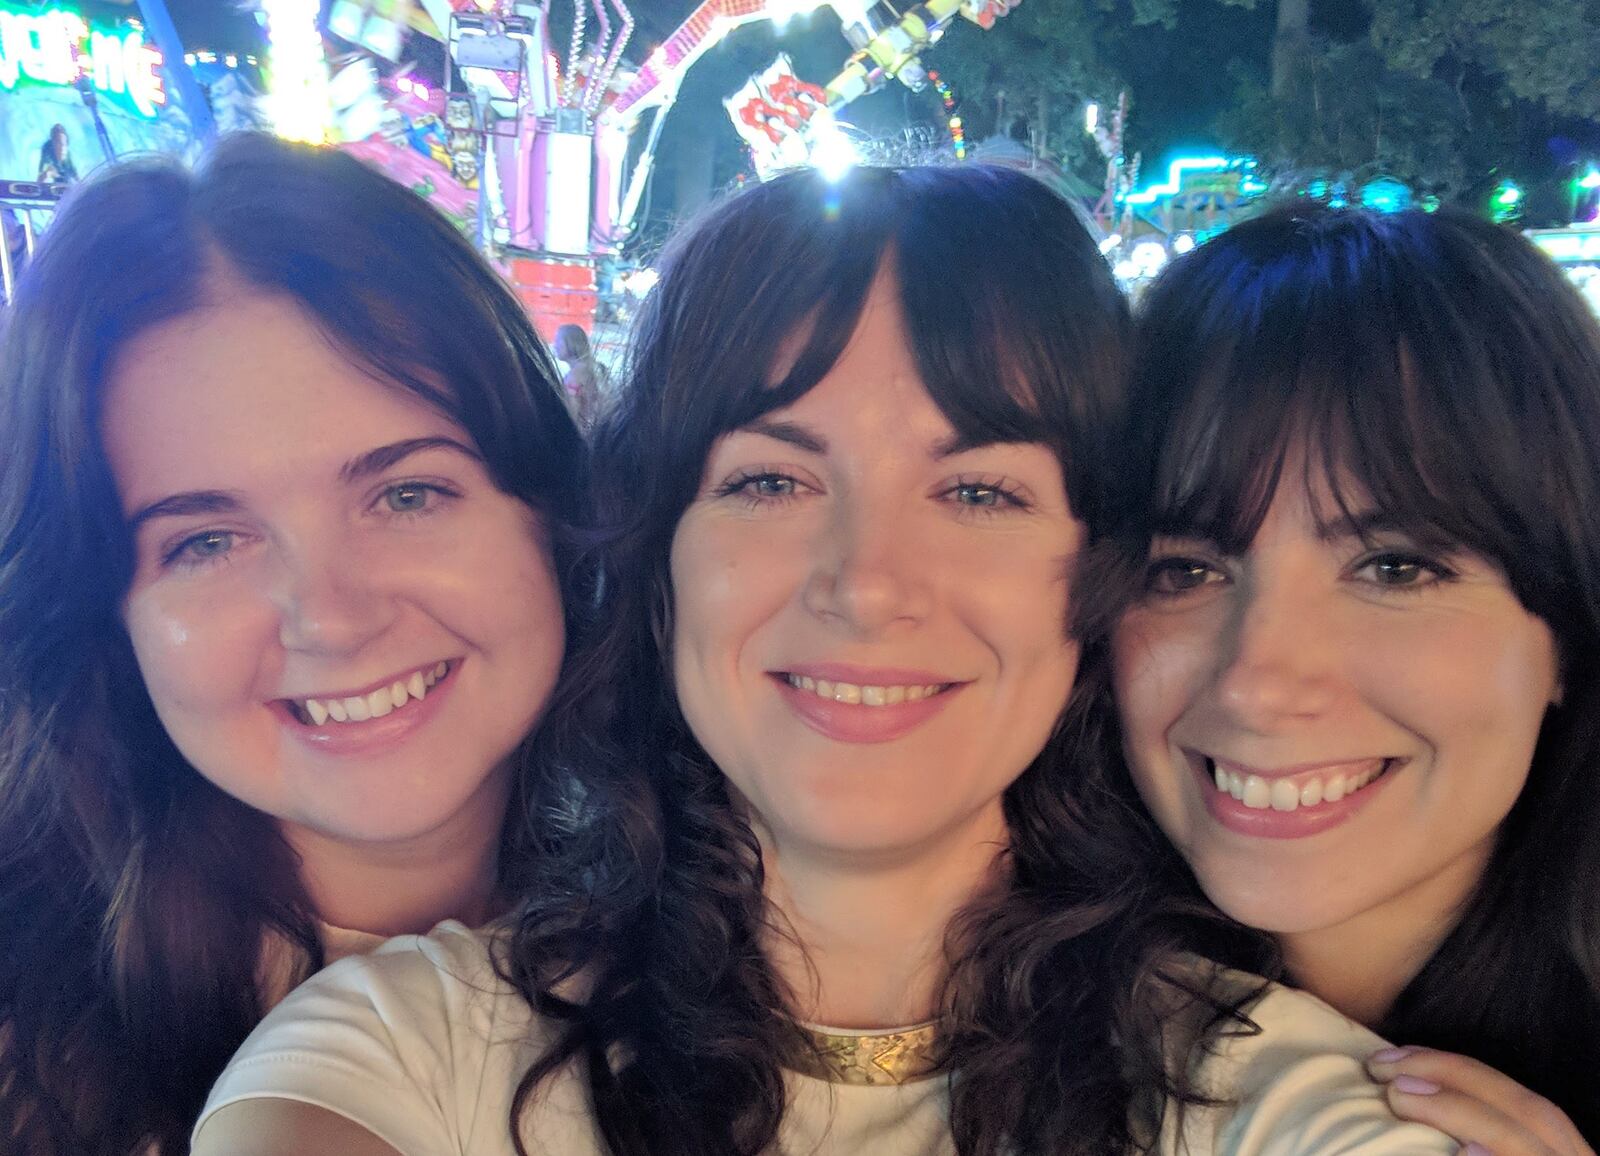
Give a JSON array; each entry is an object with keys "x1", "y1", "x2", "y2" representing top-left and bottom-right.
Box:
[
  {"x1": 0, "y1": 133, "x2": 585, "y2": 1155},
  {"x1": 1112, "y1": 205, "x2": 1600, "y2": 1150},
  {"x1": 191, "y1": 167, "x2": 1453, "y2": 1156}
]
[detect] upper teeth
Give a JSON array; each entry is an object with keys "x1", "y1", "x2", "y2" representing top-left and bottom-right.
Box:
[
  {"x1": 298, "y1": 662, "x2": 448, "y2": 726},
  {"x1": 783, "y1": 673, "x2": 947, "y2": 705},
  {"x1": 1212, "y1": 761, "x2": 1389, "y2": 812}
]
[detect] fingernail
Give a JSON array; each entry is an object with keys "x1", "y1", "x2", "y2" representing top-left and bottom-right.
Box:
[
  {"x1": 1463, "y1": 1145, "x2": 1492, "y2": 1156},
  {"x1": 1393, "y1": 1074, "x2": 1441, "y2": 1095},
  {"x1": 1369, "y1": 1046, "x2": 1418, "y2": 1063}
]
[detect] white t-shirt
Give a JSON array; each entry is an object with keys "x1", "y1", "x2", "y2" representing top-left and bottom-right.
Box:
[{"x1": 196, "y1": 922, "x2": 1454, "y2": 1155}]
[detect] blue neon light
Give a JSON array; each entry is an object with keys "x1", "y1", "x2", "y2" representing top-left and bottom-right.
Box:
[{"x1": 1119, "y1": 155, "x2": 1254, "y2": 206}]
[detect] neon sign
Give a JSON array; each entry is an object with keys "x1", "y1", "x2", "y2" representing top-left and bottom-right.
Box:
[{"x1": 0, "y1": 4, "x2": 166, "y2": 118}]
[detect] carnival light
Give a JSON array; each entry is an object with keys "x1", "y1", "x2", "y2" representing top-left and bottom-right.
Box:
[
  {"x1": 770, "y1": 0, "x2": 826, "y2": 32},
  {"x1": 809, "y1": 111, "x2": 858, "y2": 183},
  {"x1": 1120, "y1": 155, "x2": 1233, "y2": 206},
  {"x1": 0, "y1": 3, "x2": 166, "y2": 117},
  {"x1": 1130, "y1": 240, "x2": 1167, "y2": 275},
  {"x1": 262, "y1": 0, "x2": 332, "y2": 143},
  {"x1": 1171, "y1": 233, "x2": 1196, "y2": 255},
  {"x1": 928, "y1": 69, "x2": 964, "y2": 159}
]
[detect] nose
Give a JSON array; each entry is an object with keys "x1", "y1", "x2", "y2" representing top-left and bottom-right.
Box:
[
  {"x1": 272, "y1": 539, "x2": 397, "y2": 656},
  {"x1": 1212, "y1": 578, "x2": 1339, "y2": 729},
  {"x1": 801, "y1": 494, "x2": 930, "y2": 636}
]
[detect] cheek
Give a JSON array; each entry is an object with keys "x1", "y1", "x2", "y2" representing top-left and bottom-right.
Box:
[
  {"x1": 1110, "y1": 616, "x2": 1204, "y2": 746},
  {"x1": 122, "y1": 587, "x2": 262, "y2": 714},
  {"x1": 1391, "y1": 622, "x2": 1556, "y2": 795},
  {"x1": 668, "y1": 519, "x2": 797, "y2": 671}
]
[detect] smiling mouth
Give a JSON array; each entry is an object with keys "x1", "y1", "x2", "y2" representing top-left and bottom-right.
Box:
[
  {"x1": 1204, "y1": 756, "x2": 1401, "y2": 812},
  {"x1": 780, "y1": 672, "x2": 956, "y2": 707},
  {"x1": 285, "y1": 661, "x2": 454, "y2": 726}
]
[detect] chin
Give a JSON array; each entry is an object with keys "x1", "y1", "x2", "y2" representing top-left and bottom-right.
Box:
[{"x1": 1194, "y1": 871, "x2": 1350, "y2": 938}]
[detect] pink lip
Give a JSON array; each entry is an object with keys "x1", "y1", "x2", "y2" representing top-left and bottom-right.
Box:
[
  {"x1": 770, "y1": 671, "x2": 964, "y2": 745},
  {"x1": 270, "y1": 661, "x2": 459, "y2": 757},
  {"x1": 1194, "y1": 751, "x2": 1400, "y2": 839}
]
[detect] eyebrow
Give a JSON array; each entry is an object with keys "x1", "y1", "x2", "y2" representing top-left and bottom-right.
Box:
[
  {"x1": 127, "y1": 490, "x2": 244, "y2": 533},
  {"x1": 127, "y1": 436, "x2": 481, "y2": 531},
  {"x1": 1313, "y1": 508, "x2": 1416, "y2": 543},
  {"x1": 337, "y1": 436, "x2": 481, "y2": 484},
  {"x1": 741, "y1": 419, "x2": 1002, "y2": 460}
]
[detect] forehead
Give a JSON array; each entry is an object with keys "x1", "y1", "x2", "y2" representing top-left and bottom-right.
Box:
[
  {"x1": 101, "y1": 285, "x2": 462, "y2": 510},
  {"x1": 759, "y1": 267, "x2": 947, "y2": 435}
]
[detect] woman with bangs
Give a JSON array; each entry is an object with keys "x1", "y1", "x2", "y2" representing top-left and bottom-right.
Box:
[
  {"x1": 193, "y1": 168, "x2": 1451, "y2": 1155},
  {"x1": 1112, "y1": 205, "x2": 1600, "y2": 1155}
]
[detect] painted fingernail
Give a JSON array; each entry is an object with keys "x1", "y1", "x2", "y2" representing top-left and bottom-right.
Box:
[
  {"x1": 1462, "y1": 1145, "x2": 1492, "y2": 1156},
  {"x1": 1369, "y1": 1046, "x2": 1418, "y2": 1063},
  {"x1": 1392, "y1": 1074, "x2": 1441, "y2": 1095}
]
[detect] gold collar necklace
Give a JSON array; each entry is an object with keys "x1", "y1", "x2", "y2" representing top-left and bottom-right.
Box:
[{"x1": 793, "y1": 1021, "x2": 942, "y2": 1086}]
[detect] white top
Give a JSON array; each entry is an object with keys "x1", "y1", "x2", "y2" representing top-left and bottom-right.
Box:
[{"x1": 196, "y1": 922, "x2": 1454, "y2": 1155}]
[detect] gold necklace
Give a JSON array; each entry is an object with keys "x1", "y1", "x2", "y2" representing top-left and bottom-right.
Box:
[{"x1": 793, "y1": 1021, "x2": 942, "y2": 1086}]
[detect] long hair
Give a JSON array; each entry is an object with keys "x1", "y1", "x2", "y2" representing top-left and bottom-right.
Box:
[
  {"x1": 0, "y1": 133, "x2": 586, "y2": 1155},
  {"x1": 1121, "y1": 205, "x2": 1600, "y2": 1139},
  {"x1": 499, "y1": 164, "x2": 1217, "y2": 1155}
]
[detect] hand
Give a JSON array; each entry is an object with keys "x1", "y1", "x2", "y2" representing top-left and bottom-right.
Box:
[{"x1": 1366, "y1": 1046, "x2": 1594, "y2": 1156}]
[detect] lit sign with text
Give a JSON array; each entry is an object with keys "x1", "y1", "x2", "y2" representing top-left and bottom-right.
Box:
[{"x1": 0, "y1": 4, "x2": 166, "y2": 118}]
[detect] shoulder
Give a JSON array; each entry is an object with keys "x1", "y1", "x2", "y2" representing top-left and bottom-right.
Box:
[
  {"x1": 1157, "y1": 964, "x2": 1458, "y2": 1155},
  {"x1": 194, "y1": 921, "x2": 542, "y2": 1155}
]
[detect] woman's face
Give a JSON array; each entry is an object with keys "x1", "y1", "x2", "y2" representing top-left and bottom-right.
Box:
[
  {"x1": 1112, "y1": 449, "x2": 1560, "y2": 939},
  {"x1": 669, "y1": 270, "x2": 1084, "y2": 861},
  {"x1": 105, "y1": 282, "x2": 564, "y2": 855}
]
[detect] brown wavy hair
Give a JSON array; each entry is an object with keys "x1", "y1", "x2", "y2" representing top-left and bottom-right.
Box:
[
  {"x1": 0, "y1": 134, "x2": 586, "y2": 1154},
  {"x1": 498, "y1": 165, "x2": 1244, "y2": 1154}
]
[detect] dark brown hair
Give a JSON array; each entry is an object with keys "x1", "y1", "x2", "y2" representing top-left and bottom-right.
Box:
[
  {"x1": 498, "y1": 164, "x2": 1231, "y2": 1155},
  {"x1": 1121, "y1": 204, "x2": 1600, "y2": 1140},
  {"x1": 0, "y1": 133, "x2": 586, "y2": 1154}
]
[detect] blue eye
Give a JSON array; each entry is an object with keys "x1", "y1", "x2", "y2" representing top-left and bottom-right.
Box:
[
  {"x1": 954, "y1": 484, "x2": 1003, "y2": 507},
  {"x1": 163, "y1": 530, "x2": 237, "y2": 569},
  {"x1": 384, "y1": 483, "x2": 433, "y2": 513},
  {"x1": 749, "y1": 475, "x2": 796, "y2": 498},
  {"x1": 714, "y1": 472, "x2": 805, "y2": 505}
]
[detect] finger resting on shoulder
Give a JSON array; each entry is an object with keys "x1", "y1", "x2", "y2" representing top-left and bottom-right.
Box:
[
  {"x1": 1366, "y1": 1047, "x2": 1591, "y2": 1156},
  {"x1": 1379, "y1": 1080, "x2": 1563, "y2": 1156}
]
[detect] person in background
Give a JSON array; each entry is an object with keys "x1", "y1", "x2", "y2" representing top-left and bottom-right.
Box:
[
  {"x1": 37, "y1": 124, "x2": 79, "y2": 184},
  {"x1": 553, "y1": 321, "x2": 605, "y2": 431}
]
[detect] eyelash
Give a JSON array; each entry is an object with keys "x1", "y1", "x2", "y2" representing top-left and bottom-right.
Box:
[
  {"x1": 711, "y1": 472, "x2": 1031, "y2": 517},
  {"x1": 1142, "y1": 547, "x2": 1460, "y2": 599},
  {"x1": 940, "y1": 476, "x2": 1032, "y2": 518},
  {"x1": 713, "y1": 470, "x2": 807, "y2": 509},
  {"x1": 374, "y1": 479, "x2": 460, "y2": 522},
  {"x1": 156, "y1": 481, "x2": 461, "y2": 572}
]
